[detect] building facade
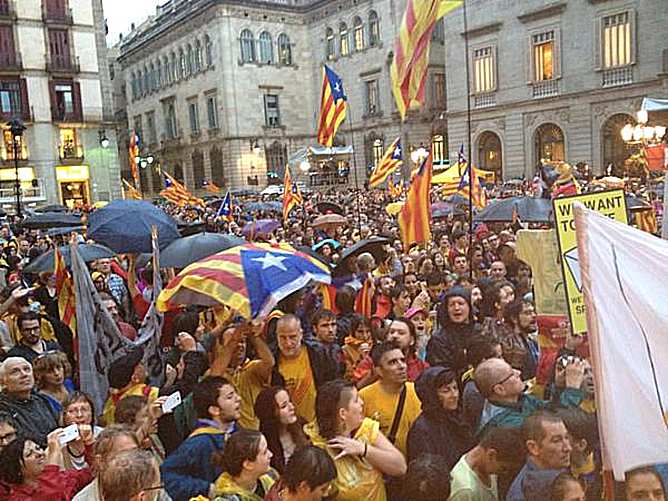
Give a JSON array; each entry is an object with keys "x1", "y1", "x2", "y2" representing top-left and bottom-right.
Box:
[
  {"x1": 444, "y1": 0, "x2": 668, "y2": 180},
  {"x1": 116, "y1": 0, "x2": 449, "y2": 194},
  {"x1": 0, "y1": 0, "x2": 121, "y2": 210}
]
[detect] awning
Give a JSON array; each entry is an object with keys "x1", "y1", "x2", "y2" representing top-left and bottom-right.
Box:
[
  {"x1": 641, "y1": 98, "x2": 668, "y2": 112},
  {"x1": 288, "y1": 145, "x2": 354, "y2": 166}
]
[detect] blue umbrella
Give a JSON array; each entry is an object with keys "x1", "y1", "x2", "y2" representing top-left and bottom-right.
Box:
[
  {"x1": 160, "y1": 232, "x2": 245, "y2": 268},
  {"x1": 24, "y1": 244, "x2": 115, "y2": 273},
  {"x1": 88, "y1": 200, "x2": 180, "y2": 253}
]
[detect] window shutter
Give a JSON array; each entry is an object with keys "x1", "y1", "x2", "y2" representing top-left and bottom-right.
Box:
[
  {"x1": 526, "y1": 34, "x2": 533, "y2": 84},
  {"x1": 593, "y1": 16, "x2": 602, "y2": 70},
  {"x1": 19, "y1": 78, "x2": 30, "y2": 121},
  {"x1": 492, "y1": 45, "x2": 498, "y2": 92},
  {"x1": 554, "y1": 28, "x2": 562, "y2": 80},
  {"x1": 48, "y1": 80, "x2": 58, "y2": 121},
  {"x1": 629, "y1": 9, "x2": 637, "y2": 65},
  {"x1": 72, "y1": 81, "x2": 82, "y2": 121}
]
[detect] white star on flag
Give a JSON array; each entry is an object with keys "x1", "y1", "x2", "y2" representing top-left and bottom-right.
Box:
[
  {"x1": 252, "y1": 253, "x2": 288, "y2": 271},
  {"x1": 394, "y1": 146, "x2": 401, "y2": 157}
]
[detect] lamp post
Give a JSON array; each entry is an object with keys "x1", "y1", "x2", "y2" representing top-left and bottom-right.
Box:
[{"x1": 7, "y1": 118, "x2": 26, "y2": 219}]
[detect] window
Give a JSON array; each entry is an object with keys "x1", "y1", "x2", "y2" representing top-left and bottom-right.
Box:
[
  {"x1": 372, "y1": 138, "x2": 384, "y2": 167},
  {"x1": 432, "y1": 19, "x2": 444, "y2": 43},
  {"x1": 188, "y1": 100, "x2": 200, "y2": 134},
  {"x1": 258, "y1": 31, "x2": 273, "y2": 64},
  {"x1": 194, "y1": 40, "x2": 203, "y2": 72},
  {"x1": 205, "y1": 35, "x2": 213, "y2": 66},
  {"x1": 59, "y1": 128, "x2": 80, "y2": 159},
  {"x1": 433, "y1": 73, "x2": 445, "y2": 108},
  {"x1": 148, "y1": 63, "x2": 155, "y2": 91},
  {"x1": 146, "y1": 111, "x2": 157, "y2": 144},
  {"x1": 186, "y1": 44, "x2": 193, "y2": 77},
  {"x1": 369, "y1": 11, "x2": 380, "y2": 47},
  {"x1": 353, "y1": 17, "x2": 364, "y2": 51},
  {"x1": 129, "y1": 73, "x2": 137, "y2": 99},
  {"x1": 0, "y1": 80, "x2": 21, "y2": 116},
  {"x1": 432, "y1": 134, "x2": 446, "y2": 165},
  {"x1": 51, "y1": 81, "x2": 81, "y2": 121},
  {"x1": 264, "y1": 94, "x2": 280, "y2": 127},
  {"x1": 156, "y1": 60, "x2": 162, "y2": 88},
  {"x1": 240, "y1": 29, "x2": 256, "y2": 63},
  {"x1": 602, "y1": 12, "x2": 632, "y2": 68},
  {"x1": 136, "y1": 70, "x2": 143, "y2": 96},
  {"x1": 164, "y1": 101, "x2": 178, "y2": 139},
  {"x1": 48, "y1": 29, "x2": 71, "y2": 70},
  {"x1": 210, "y1": 146, "x2": 224, "y2": 186},
  {"x1": 278, "y1": 34, "x2": 292, "y2": 65},
  {"x1": 265, "y1": 141, "x2": 287, "y2": 179},
  {"x1": 133, "y1": 115, "x2": 143, "y2": 142},
  {"x1": 339, "y1": 23, "x2": 349, "y2": 56},
  {"x1": 206, "y1": 94, "x2": 219, "y2": 129},
  {"x1": 143, "y1": 66, "x2": 149, "y2": 95},
  {"x1": 533, "y1": 31, "x2": 554, "y2": 81},
  {"x1": 325, "y1": 27, "x2": 335, "y2": 60},
  {"x1": 54, "y1": 83, "x2": 73, "y2": 113},
  {"x1": 473, "y1": 46, "x2": 495, "y2": 93},
  {"x1": 0, "y1": 25, "x2": 17, "y2": 67},
  {"x1": 365, "y1": 80, "x2": 379, "y2": 115},
  {"x1": 164, "y1": 56, "x2": 171, "y2": 85},
  {"x1": 192, "y1": 150, "x2": 205, "y2": 188},
  {"x1": 178, "y1": 49, "x2": 185, "y2": 79},
  {"x1": 3, "y1": 130, "x2": 27, "y2": 161},
  {"x1": 170, "y1": 53, "x2": 177, "y2": 83}
]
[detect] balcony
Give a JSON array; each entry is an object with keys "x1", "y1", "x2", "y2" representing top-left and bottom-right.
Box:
[
  {"x1": 46, "y1": 54, "x2": 80, "y2": 74},
  {"x1": 42, "y1": 5, "x2": 73, "y2": 25},
  {"x1": 0, "y1": 0, "x2": 16, "y2": 20},
  {"x1": 0, "y1": 182, "x2": 46, "y2": 205},
  {"x1": 473, "y1": 92, "x2": 496, "y2": 109},
  {"x1": 532, "y1": 79, "x2": 560, "y2": 99},
  {"x1": 0, "y1": 52, "x2": 22, "y2": 73},
  {"x1": 58, "y1": 142, "x2": 84, "y2": 164},
  {"x1": 52, "y1": 106, "x2": 82, "y2": 123},
  {"x1": 602, "y1": 66, "x2": 634, "y2": 88}
]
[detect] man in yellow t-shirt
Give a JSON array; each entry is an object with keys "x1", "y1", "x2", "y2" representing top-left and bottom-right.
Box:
[
  {"x1": 273, "y1": 314, "x2": 340, "y2": 423},
  {"x1": 359, "y1": 341, "x2": 421, "y2": 457}
]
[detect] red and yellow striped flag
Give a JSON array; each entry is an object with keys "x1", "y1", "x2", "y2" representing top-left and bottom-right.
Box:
[
  {"x1": 122, "y1": 179, "x2": 143, "y2": 200},
  {"x1": 160, "y1": 172, "x2": 205, "y2": 207},
  {"x1": 369, "y1": 138, "x2": 403, "y2": 188},
  {"x1": 391, "y1": 1, "x2": 463, "y2": 119},
  {"x1": 128, "y1": 131, "x2": 140, "y2": 186},
  {"x1": 319, "y1": 283, "x2": 338, "y2": 314},
  {"x1": 389, "y1": 178, "x2": 404, "y2": 199},
  {"x1": 282, "y1": 167, "x2": 303, "y2": 221},
  {"x1": 399, "y1": 153, "x2": 433, "y2": 251},
  {"x1": 635, "y1": 209, "x2": 657, "y2": 234},
  {"x1": 354, "y1": 278, "x2": 373, "y2": 318},
  {"x1": 203, "y1": 180, "x2": 221, "y2": 193},
  {"x1": 54, "y1": 247, "x2": 76, "y2": 338},
  {"x1": 317, "y1": 65, "x2": 347, "y2": 147}
]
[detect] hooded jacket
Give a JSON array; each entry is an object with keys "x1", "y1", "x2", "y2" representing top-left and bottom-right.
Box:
[
  {"x1": 0, "y1": 390, "x2": 59, "y2": 446},
  {"x1": 407, "y1": 367, "x2": 474, "y2": 468},
  {"x1": 426, "y1": 287, "x2": 481, "y2": 374}
]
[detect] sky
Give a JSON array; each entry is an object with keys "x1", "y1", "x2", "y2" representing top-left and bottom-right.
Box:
[{"x1": 102, "y1": 0, "x2": 160, "y2": 46}]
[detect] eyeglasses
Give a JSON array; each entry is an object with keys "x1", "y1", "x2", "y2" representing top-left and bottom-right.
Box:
[
  {"x1": 143, "y1": 485, "x2": 164, "y2": 493},
  {"x1": 33, "y1": 350, "x2": 60, "y2": 362},
  {"x1": 493, "y1": 371, "x2": 515, "y2": 387}
]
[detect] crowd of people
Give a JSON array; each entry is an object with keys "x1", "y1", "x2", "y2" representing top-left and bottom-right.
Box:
[{"x1": 0, "y1": 183, "x2": 663, "y2": 501}]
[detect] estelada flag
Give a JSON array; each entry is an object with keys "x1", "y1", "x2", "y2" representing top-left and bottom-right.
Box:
[
  {"x1": 203, "y1": 179, "x2": 221, "y2": 193},
  {"x1": 282, "y1": 167, "x2": 302, "y2": 221},
  {"x1": 317, "y1": 65, "x2": 347, "y2": 147},
  {"x1": 217, "y1": 191, "x2": 233, "y2": 222},
  {"x1": 399, "y1": 153, "x2": 433, "y2": 251},
  {"x1": 54, "y1": 247, "x2": 76, "y2": 340},
  {"x1": 160, "y1": 172, "x2": 205, "y2": 207},
  {"x1": 369, "y1": 138, "x2": 403, "y2": 188},
  {"x1": 391, "y1": 1, "x2": 463, "y2": 119}
]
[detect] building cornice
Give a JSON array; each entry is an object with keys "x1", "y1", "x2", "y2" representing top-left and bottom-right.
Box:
[
  {"x1": 517, "y1": 2, "x2": 567, "y2": 24},
  {"x1": 460, "y1": 22, "x2": 502, "y2": 39}
]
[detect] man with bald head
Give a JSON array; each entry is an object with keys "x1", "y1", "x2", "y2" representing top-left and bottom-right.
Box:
[
  {"x1": 271, "y1": 314, "x2": 340, "y2": 422},
  {"x1": 474, "y1": 357, "x2": 585, "y2": 436}
]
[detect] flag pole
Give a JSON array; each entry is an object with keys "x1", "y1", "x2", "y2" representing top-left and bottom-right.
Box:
[
  {"x1": 345, "y1": 101, "x2": 363, "y2": 234},
  {"x1": 462, "y1": 0, "x2": 474, "y2": 279}
]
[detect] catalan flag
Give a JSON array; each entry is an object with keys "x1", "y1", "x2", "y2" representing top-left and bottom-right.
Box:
[
  {"x1": 369, "y1": 137, "x2": 403, "y2": 188},
  {"x1": 391, "y1": 1, "x2": 463, "y2": 119},
  {"x1": 54, "y1": 247, "x2": 76, "y2": 340},
  {"x1": 129, "y1": 130, "x2": 140, "y2": 186},
  {"x1": 319, "y1": 283, "x2": 339, "y2": 314},
  {"x1": 389, "y1": 178, "x2": 404, "y2": 199},
  {"x1": 160, "y1": 172, "x2": 205, "y2": 207},
  {"x1": 457, "y1": 150, "x2": 487, "y2": 210},
  {"x1": 203, "y1": 179, "x2": 221, "y2": 193},
  {"x1": 282, "y1": 167, "x2": 303, "y2": 221},
  {"x1": 317, "y1": 65, "x2": 347, "y2": 147},
  {"x1": 354, "y1": 277, "x2": 373, "y2": 318},
  {"x1": 217, "y1": 191, "x2": 233, "y2": 222},
  {"x1": 399, "y1": 153, "x2": 433, "y2": 251},
  {"x1": 122, "y1": 179, "x2": 143, "y2": 200}
]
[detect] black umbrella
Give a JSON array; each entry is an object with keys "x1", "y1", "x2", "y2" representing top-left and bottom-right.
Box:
[
  {"x1": 46, "y1": 226, "x2": 86, "y2": 237},
  {"x1": 625, "y1": 194, "x2": 652, "y2": 211},
  {"x1": 35, "y1": 204, "x2": 68, "y2": 213},
  {"x1": 24, "y1": 244, "x2": 115, "y2": 273},
  {"x1": 159, "y1": 232, "x2": 245, "y2": 269},
  {"x1": 316, "y1": 202, "x2": 345, "y2": 216},
  {"x1": 21, "y1": 212, "x2": 83, "y2": 229},
  {"x1": 474, "y1": 196, "x2": 553, "y2": 223},
  {"x1": 334, "y1": 236, "x2": 390, "y2": 277},
  {"x1": 177, "y1": 220, "x2": 207, "y2": 237},
  {"x1": 297, "y1": 245, "x2": 332, "y2": 270}
]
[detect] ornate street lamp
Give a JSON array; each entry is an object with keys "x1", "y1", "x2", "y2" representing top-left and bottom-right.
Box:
[{"x1": 7, "y1": 118, "x2": 26, "y2": 219}]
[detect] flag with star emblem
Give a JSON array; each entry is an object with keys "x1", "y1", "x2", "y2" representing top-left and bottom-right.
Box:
[
  {"x1": 217, "y1": 191, "x2": 233, "y2": 222},
  {"x1": 282, "y1": 167, "x2": 302, "y2": 221},
  {"x1": 160, "y1": 172, "x2": 205, "y2": 207},
  {"x1": 157, "y1": 243, "x2": 331, "y2": 319},
  {"x1": 369, "y1": 137, "x2": 403, "y2": 188},
  {"x1": 456, "y1": 145, "x2": 487, "y2": 209},
  {"x1": 317, "y1": 65, "x2": 347, "y2": 147}
]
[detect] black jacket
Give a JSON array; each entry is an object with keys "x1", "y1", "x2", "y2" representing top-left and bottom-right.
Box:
[
  {"x1": 0, "y1": 390, "x2": 59, "y2": 445},
  {"x1": 407, "y1": 367, "x2": 474, "y2": 469},
  {"x1": 271, "y1": 339, "x2": 341, "y2": 388}
]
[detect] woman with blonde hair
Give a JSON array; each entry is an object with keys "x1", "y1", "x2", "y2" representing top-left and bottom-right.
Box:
[{"x1": 33, "y1": 350, "x2": 74, "y2": 413}]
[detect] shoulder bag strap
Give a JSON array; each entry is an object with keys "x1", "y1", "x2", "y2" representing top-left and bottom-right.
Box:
[{"x1": 387, "y1": 384, "x2": 407, "y2": 445}]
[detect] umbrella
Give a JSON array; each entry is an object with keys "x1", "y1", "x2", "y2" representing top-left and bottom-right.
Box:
[
  {"x1": 297, "y1": 245, "x2": 333, "y2": 269},
  {"x1": 312, "y1": 214, "x2": 347, "y2": 228},
  {"x1": 88, "y1": 200, "x2": 180, "y2": 253},
  {"x1": 625, "y1": 194, "x2": 652, "y2": 211},
  {"x1": 21, "y1": 212, "x2": 83, "y2": 229},
  {"x1": 242, "y1": 219, "x2": 281, "y2": 239},
  {"x1": 244, "y1": 201, "x2": 282, "y2": 212},
  {"x1": 446, "y1": 194, "x2": 470, "y2": 206},
  {"x1": 176, "y1": 220, "x2": 206, "y2": 237},
  {"x1": 35, "y1": 204, "x2": 68, "y2": 213},
  {"x1": 159, "y1": 232, "x2": 245, "y2": 269},
  {"x1": 432, "y1": 203, "x2": 465, "y2": 218},
  {"x1": 312, "y1": 239, "x2": 341, "y2": 252},
  {"x1": 474, "y1": 196, "x2": 553, "y2": 223},
  {"x1": 316, "y1": 202, "x2": 344, "y2": 215},
  {"x1": 334, "y1": 236, "x2": 390, "y2": 277},
  {"x1": 157, "y1": 243, "x2": 331, "y2": 318},
  {"x1": 24, "y1": 244, "x2": 115, "y2": 273},
  {"x1": 46, "y1": 226, "x2": 86, "y2": 237}
]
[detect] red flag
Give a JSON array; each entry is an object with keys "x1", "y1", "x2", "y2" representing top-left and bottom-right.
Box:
[
  {"x1": 54, "y1": 247, "x2": 76, "y2": 349},
  {"x1": 354, "y1": 278, "x2": 373, "y2": 318},
  {"x1": 398, "y1": 153, "x2": 433, "y2": 251}
]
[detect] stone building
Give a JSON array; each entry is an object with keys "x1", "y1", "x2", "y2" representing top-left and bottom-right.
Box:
[
  {"x1": 0, "y1": 0, "x2": 121, "y2": 209},
  {"x1": 443, "y1": 0, "x2": 668, "y2": 180},
  {"x1": 115, "y1": 0, "x2": 450, "y2": 194}
]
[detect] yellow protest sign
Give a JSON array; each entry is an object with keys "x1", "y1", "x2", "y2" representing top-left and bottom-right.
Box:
[{"x1": 553, "y1": 189, "x2": 628, "y2": 333}]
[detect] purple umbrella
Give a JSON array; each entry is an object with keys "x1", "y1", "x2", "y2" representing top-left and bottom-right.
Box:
[{"x1": 242, "y1": 219, "x2": 281, "y2": 240}]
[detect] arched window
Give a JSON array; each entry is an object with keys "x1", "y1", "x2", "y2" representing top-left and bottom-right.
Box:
[
  {"x1": 339, "y1": 22, "x2": 349, "y2": 56},
  {"x1": 602, "y1": 114, "x2": 635, "y2": 174},
  {"x1": 278, "y1": 33, "x2": 292, "y2": 65},
  {"x1": 477, "y1": 131, "x2": 503, "y2": 179},
  {"x1": 156, "y1": 60, "x2": 162, "y2": 88},
  {"x1": 535, "y1": 123, "x2": 565, "y2": 163},
  {"x1": 186, "y1": 44, "x2": 193, "y2": 76},
  {"x1": 178, "y1": 49, "x2": 185, "y2": 79},
  {"x1": 240, "y1": 29, "x2": 256, "y2": 63},
  {"x1": 369, "y1": 10, "x2": 380, "y2": 47},
  {"x1": 258, "y1": 31, "x2": 273, "y2": 64},
  {"x1": 265, "y1": 141, "x2": 287, "y2": 180},
  {"x1": 205, "y1": 35, "x2": 213, "y2": 66},
  {"x1": 192, "y1": 150, "x2": 205, "y2": 189},
  {"x1": 210, "y1": 146, "x2": 225, "y2": 186},
  {"x1": 353, "y1": 17, "x2": 364, "y2": 51},
  {"x1": 194, "y1": 40, "x2": 203, "y2": 72},
  {"x1": 325, "y1": 27, "x2": 335, "y2": 60}
]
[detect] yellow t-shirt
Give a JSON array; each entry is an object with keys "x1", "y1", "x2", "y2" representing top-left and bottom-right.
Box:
[
  {"x1": 102, "y1": 383, "x2": 159, "y2": 426},
  {"x1": 279, "y1": 347, "x2": 317, "y2": 423},
  {"x1": 359, "y1": 381, "x2": 421, "y2": 458},
  {"x1": 226, "y1": 359, "x2": 271, "y2": 430}
]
